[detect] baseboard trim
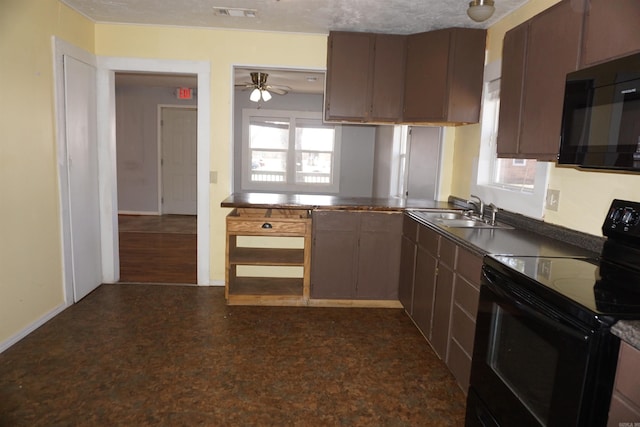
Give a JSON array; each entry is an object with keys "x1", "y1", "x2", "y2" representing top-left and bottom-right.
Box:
[
  {"x1": 0, "y1": 302, "x2": 68, "y2": 354},
  {"x1": 118, "y1": 210, "x2": 160, "y2": 216}
]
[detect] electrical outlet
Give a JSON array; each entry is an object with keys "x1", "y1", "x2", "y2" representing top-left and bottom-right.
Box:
[{"x1": 546, "y1": 189, "x2": 560, "y2": 211}]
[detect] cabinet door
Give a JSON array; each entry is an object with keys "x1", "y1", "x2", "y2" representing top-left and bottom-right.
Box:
[
  {"x1": 497, "y1": 22, "x2": 528, "y2": 157},
  {"x1": 518, "y1": 0, "x2": 584, "y2": 160},
  {"x1": 370, "y1": 34, "x2": 407, "y2": 122},
  {"x1": 310, "y1": 211, "x2": 358, "y2": 299},
  {"x1": 398, "y1": 234, "x2": 417, "y2": 313},
  {"x1": 404, "y1": 29, "x2": 451, "y2": 122},
  {"x1": 582, "y1": 0, "x2": 640, "y2": 66},
  {"x1": 431, "y1": 263, "x2": 454, "y2": 359},
  {"x1": 413, "y1": 246, "x2": 437, "y2": 339},
  {"x1": 446, "y1": 28, "x2": 487, "y2": 124},
  {"x1": 357, "y1": 212, "x2": 402, "y2": 299},
  {"x1": 324, "y1": 31, "x2": 374, "y2": 121}
]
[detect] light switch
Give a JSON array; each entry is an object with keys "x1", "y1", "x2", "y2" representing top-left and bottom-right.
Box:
[
  {"x1": 546, "y1": 189, "x2": 560, "y2": 211},
  {"x1": 210, "y1": 171, "x2": 217, "y2": 184}
]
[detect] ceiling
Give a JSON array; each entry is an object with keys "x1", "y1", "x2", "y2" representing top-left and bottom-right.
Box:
[
  {"x1": 62, "y1": 0, "x2": 529, "y2": 35},
  {"x1": 92, "y1": 0, "x2": 529, "y2": 94}
]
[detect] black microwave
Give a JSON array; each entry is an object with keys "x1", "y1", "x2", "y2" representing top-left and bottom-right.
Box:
[{"x1": 559, "y1": 52, "x2": 640, "y2": 171}]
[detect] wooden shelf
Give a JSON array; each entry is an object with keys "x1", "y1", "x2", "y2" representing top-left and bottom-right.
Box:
[
  {"x1": 228, "y1": 277, "x2": 303, "y2": 296},
  {"x1": 225, "y1": 208, "x2": 312, "y2": 306},
  {"x1": 228, "y1": 247, "x2": 304, "y2": 266}
]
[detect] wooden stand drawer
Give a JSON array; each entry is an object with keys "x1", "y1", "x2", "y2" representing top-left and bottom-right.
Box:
[{"x1": 227, "y1": 219, "x2": 308, "y2": 234}]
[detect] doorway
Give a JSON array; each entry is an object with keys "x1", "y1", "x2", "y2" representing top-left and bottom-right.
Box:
[
  {"x1": 99, "y1": 59, "x2": 210, "y2": 285},
  {"x1": 115, "y1": 74, "x2": 198, "y2": 284}
]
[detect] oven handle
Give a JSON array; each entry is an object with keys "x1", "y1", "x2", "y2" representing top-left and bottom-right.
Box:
[{"x1": 482, "y1": 267, "x2": 592, "y2": 340}]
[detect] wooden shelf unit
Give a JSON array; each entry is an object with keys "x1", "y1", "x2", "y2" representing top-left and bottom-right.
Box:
[{"x1": 225, "y1": 208, "x2": 312, "y2": 306}]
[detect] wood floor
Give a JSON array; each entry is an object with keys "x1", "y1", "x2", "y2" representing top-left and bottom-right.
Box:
[{"x1": 118, "y1": 214, "x2": 196, "y2": 284}]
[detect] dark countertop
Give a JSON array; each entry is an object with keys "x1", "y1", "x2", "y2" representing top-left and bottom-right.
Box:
[
  {"x1": 220, "y1": 192, "x2": 456, "y2": 211},
  {"x1": 407, "y1": 210, "x2": 597, "y2": 259}
]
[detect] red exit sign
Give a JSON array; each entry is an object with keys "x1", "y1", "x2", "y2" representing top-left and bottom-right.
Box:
[{"x1": 177, "y1": 87, "x2": 193, "y2": 100}]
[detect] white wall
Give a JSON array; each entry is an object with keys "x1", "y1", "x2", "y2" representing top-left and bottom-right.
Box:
[
  {"x1": 116, "y1": 83, "x2": 197, "y2": 213},
  {"x1": 372, "y1": 125, "x2": 397, "y2": 198}
]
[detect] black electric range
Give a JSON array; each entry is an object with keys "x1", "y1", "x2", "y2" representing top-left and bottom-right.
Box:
[
  {"x1": 467, "y1": 199, "x2": 640, "y2": 427},
  {"x1": 487, "y1": 198, "x2": 640, "y2": 325}
]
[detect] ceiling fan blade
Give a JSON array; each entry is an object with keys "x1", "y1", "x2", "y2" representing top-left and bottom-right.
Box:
[
  {"x1": 234, "y1": 82, "x2": 255, "y2": 91},
  {"x1": 266, "y1": 85, "x2": 290, "y2": 95}
]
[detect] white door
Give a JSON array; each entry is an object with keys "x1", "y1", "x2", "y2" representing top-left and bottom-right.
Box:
[
  {"x1": 161, "y1": 107, "x2": 197, "y2": 215},
  {"x1": 64, "y1": 55, "x2": 102, "y2": 301},
  {"x1": 406, "y1": 126, "x2": 442, "y2": 199}
]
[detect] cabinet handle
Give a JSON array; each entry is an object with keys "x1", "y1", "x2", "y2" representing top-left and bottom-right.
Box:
[{"x1": 262, "y1": 223, "x2": 273, "y2": 229}]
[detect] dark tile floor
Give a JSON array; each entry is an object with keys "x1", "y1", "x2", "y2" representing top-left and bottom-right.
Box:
[{"x1": 0, "y1": 284, "x2": 466, "y2": 426}]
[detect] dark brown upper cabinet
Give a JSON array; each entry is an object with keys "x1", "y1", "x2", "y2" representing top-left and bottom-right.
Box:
[
  {"x1": 497, "y1": 0, "x2": 585, "y2": 160},
  {"x1": 370, "y1": 34, "x2": 407, "y2": 122},
  {"x1": 324, "y1": 31, "x2": 374, "y2": 122},
  {"x1": 581, "y1": 0, "x2": 640, "y2": 67},
  {"x1": 324, "y1": 32, "x2": 406, "y2": 123},
  {"x1": 324, "y1": 28, "x2": 486, "y2": 125},
  {"x1": 403, "y1": 28, "x2": 486, "y2": 125}
]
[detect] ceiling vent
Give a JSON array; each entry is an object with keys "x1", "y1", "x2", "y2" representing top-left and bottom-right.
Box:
[{"x1": 213, "y1": 7, "x2": 257, "y2": 18}]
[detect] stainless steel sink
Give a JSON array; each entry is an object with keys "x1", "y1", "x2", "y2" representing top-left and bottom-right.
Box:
[
  {"x1": 411, "y1": 210, "x2": 513, "y2": 229},
  {"x1": 435, "y1": 218, "x2": 513, "y2": 229}
]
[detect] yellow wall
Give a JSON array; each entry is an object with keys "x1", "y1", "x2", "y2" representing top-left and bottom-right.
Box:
[
  {"x1": 0, "y1": 0, "x2": 95, "y2": 343},
  {"x1": 95, "y1": 24, "x2": 328, "y2": 283},
  {"x1": 448, "y1": 0, "x2": 640, "y2": 236}
]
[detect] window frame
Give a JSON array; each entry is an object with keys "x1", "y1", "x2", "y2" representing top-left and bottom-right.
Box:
[
  {"x1": 471, "y1": 60, "x2": 550, "y2": 219},
  {"x1": 241, "y1": 108, "x2": 341, "y2": 193}
]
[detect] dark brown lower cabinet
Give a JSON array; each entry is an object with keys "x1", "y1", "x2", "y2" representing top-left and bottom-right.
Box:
[
  {"x1": 311, "y1": 210, "x2": 402, "y2": 300},
  {"x1": 398, "y1": 216, "x2": 419, "y2": 313},
  {"x1": 447, "y1": 247, "x2": 482, "y2": 392},
  {"x1": 412, "y1": 244, "x2": 437, "y2": 337},
  {"x1": 399, "y1": 213, "x2": 483, "y2": 392}
]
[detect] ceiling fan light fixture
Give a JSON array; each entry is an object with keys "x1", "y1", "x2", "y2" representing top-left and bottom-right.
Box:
[
  {"x1": 250, "y1": 88, "x2": 261, "y2": 102},
  {"x1": 467, "y1": 0, "x2": 495, "y2": 22},
  {"x1": 261, "y1": 89, "x2": 272, "y2": 102}
]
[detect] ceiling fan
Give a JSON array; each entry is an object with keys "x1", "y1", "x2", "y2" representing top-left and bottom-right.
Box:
[{"x1": 237, "y1": 72, "x2": 290, "y2": 102}]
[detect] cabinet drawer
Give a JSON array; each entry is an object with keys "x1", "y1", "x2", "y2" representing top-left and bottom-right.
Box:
[
  {"x1": 448, "y1": 339, "x2": 472, "y2": 392},
  {"x1": 451, "y1": 303, "x2": 476, "y2": 356},
  {"x1": 403, "y1": 215, "x2": 419, "y2": 243},
  {"x1": 227, "y1": 219, "x2": 308, "y2": 234},
  {"x1": 418, "y1": 224, "x2": 440, "y2": 255},
  {"x1": 615, "y1": 341, "x2": 640, "y2": 404},
  {"x1": 454, "y1": 276, "x2": 480, "y2": 319},
  {"x1": 457, "y1": 248, "x2": 483, "y2": 284},
  {"x1": 439, "y1": 237, "x2": 457, "y2": 268}
]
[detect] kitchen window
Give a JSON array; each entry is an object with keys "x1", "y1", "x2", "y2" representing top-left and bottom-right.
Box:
[
  {"x1": 472, "y1": 61, "x2": 550, "y2": 219},
  {"x1": 241, "y1": 109, "x2": 341, "y2": 193}
]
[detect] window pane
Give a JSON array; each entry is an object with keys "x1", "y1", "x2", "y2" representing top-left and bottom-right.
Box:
[
  {"x1": 493, "y1": 158, "x2": 537, "y2": 190},
  {"x1": 251, "y1": 150, "x2": 286, "y2": 182},
  {"x1": 296, "y1": 152, "x2": 332, "y2": 184},
  {"x1": 249, "y1": 118, "x2": 289, "y2": 149},
  {"x1": 295, "y1": 121, "x2": 334, "y2": 151}
]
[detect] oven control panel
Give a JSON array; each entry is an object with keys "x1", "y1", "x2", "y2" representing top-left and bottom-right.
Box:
[{"x1": 603, "y1": 199, "x2": 640, "y2": 239}]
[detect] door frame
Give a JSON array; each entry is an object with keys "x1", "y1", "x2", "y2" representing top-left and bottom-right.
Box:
[
  {"x1": 158, "y1": 105, "x2": 198, "y2": 215},
  {"x1": 98, "y1": 56, "x2": 211, "y2": 285}
]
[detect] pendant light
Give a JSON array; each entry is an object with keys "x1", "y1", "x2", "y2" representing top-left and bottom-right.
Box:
[{"x1": 467, "y1": 0, "x2": 495, "y2": 22}]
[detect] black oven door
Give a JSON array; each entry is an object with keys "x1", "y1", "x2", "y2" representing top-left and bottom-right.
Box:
[{"x1": 466, "y1": 264, "x2": 597, "y2": 427}]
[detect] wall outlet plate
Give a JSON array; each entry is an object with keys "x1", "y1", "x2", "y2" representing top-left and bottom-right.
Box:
[{"x1": 546, "y1": 189, "x2": 560, "y2": 211}]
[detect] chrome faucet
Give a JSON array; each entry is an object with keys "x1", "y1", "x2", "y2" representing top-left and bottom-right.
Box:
[
  {"x1": 468, "y1": 194, "x2": 484, "y2": 218},
  {"x1": 488, "y1": 203, "x2": 499, "y2": 225}
]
